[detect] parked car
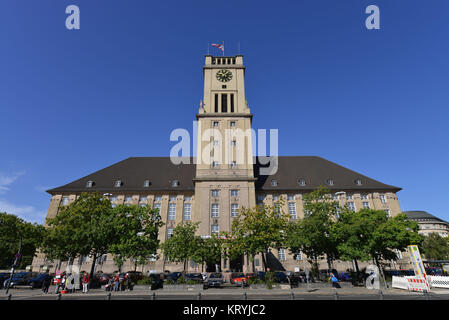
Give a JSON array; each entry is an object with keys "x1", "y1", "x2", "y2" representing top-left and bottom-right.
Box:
[
  {"x1": 28, "y1": 273, "x2": 52, "y2": 289},
  {"x1": 3, "y1": 272, "x2": 36, "y2": 288},
  {"x1": 165, "y1": 272, "x2": 183, "y2": 283},
  {"x1": 273, "y1": 272, "x2": 289, "y2": 283},
  {"x1": 288, "y1": 272, "x2": 306, "y2": 286},
  {"x1": 97, "y1": 273, "x2": 113, "y2": 285},
  {"x1": 184, "y1": 273, "x2": 204, "y2": 283},
  {"x1": 426, "y1": 267, "x2": 443, "y2": 276},
  {"x1": 204, "y1": 273, "x2": 224, "y2": 289},
  {"x1": 338, "y1": 272, "x2": 352, "y2": 282},
  {"x1": 0, "y1": 273, "x2": 10, "y2": 289},
  {"x1": 230, "y1": 272, "x2": 247, "y2": 286},
  {"x1": 126, "y1": 271, "x2": 144, "y2": 283}
]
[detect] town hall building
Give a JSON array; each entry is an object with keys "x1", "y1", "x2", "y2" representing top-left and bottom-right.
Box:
[{"x1": 32, "y1": 55, "x2": 403, "y2": 274}]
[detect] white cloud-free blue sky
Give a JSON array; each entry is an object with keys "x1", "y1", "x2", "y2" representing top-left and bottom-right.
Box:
[{"x1": 0, "y1": 0, "x2": 448, "y2": 224}]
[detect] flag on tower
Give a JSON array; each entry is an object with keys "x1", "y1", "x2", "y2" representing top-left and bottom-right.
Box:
[{"x1": 211, "y1": 42, "x2": 224, "y2": 55}]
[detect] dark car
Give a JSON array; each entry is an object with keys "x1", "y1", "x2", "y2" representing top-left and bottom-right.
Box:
[
  {"x1": 28, "y1": 273, "x2": 52, "y2": 289},
  {"x1": 3, "y1": 272, "x2": 36, "y2": 288},
  {"x1": 338, "y1": 272, "x2": 352, "y2": 282},
  {"x1": 204, "y1": 273, "x2": 224, "y2": 289},
  {"x1": 126, "y1": 271, "x2": 144, "y2": 283},
  {"x1": 165, "y1": 272, "x2": 183, "y2": 283},
  {"x1": 97, "y1": 273, "x2": 113, "y2": 285},
  {"x1": 184, "y1": 273, "x2": 204, "y2": 283},
  {"x1": 288, "y1": 272, "x2": 306, "y2": 286},
  {"x1": 0, "y1": 273, "x2": 10, "y2": 289},
  {"x1": 273, "y1": 272, "x2": 289, "y2": 283},
  {"x1": 426, "y1": 268, "x2": 443, "y2": 276}
]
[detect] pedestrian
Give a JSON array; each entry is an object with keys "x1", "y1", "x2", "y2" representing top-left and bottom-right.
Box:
[
  {"x1": 41, "y1": 274, "x2": 51, "y2": 294},
  {"x1": 82, "y1": 272, "x2": 90, "y2": 293},
  {"x1": 124, "y1": 273, "x2": 130, "y2": 291},
  {"x1": 114, "y1": 273, "x2": 120, "y2": 292},
  {"x1": 330, "y1": 273, "x2": 340, "y2": 288}
]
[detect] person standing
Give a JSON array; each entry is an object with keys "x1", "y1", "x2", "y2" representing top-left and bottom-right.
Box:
[
  {"x1": 114, "y1": 273, "x2": 120, "y2": 292},
  {"x1": 82, "y1": 272, "x2": 90, "y2": 293}
]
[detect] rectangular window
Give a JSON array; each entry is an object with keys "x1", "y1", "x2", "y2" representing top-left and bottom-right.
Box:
[
  {"x1": 211, "y1": 204, "x2": 219, "y2": 217},
  {"x1": 385, "y1": 209, "x2": 391, "y2": 217},
  {"x1": 346, "y1": 194, "x2": 353, "y2": 200},
  {"x1": 139, "y1": 196, "x2": 147, "y2": 202},
  {"x1": 273, "y1": 195, "x2": 279, "y2": 201},
  {"x1": 183, "y1": 203, "x2": 191, "y2": 221},
  {"x1": 380, "y1": 194, "x2": 386, "y2": 203},
  {"x1": 211, "y1": 224, "x2": 219, "y2": 235},
  {"x1": 231, "y1": 204, "x2": 239, "y2": 217},
  {"x1": 363, "y1": 202, "x2": 370, "y2": 209},
  {"x1": 125, "y1": 196, "x2": 133, "y2": 203},
  {"x1": 184, "y1": 196, "x2": 192, "y2": 201},
  {"x1": 214, "y1": 94, "x2": 218, "y2": 113},
  {"x1": 212, "y1": 161, "x2": 219, "y2": 168},
  {"x1": 168, "y1": 203, "x2": 176, "y2": 220},
  {"x1": 231, "y1": 190, "x2": 239, "y2": 197},
  {"x1": 153, "y1": 203, "x2": 161, "y2": 212},
  {"x1": 221, "y1": 94, "x2": 227, "y2": 112},
  {"x1": 154, "y1": 196, "x2": 162, "y2": 202},
  {"x1": 288, "y1": 202, "x2": 297, "y2": 219},
  {"x1": 211, "y1": 190, "x2": 220, "y2": 197},
  {"x1": 278, "y1": 248, "x2": 286, "y2": 261},
  {"x1": 213, "y1": 121, "x2": 219, "y2": 127},
  {"x1": 61, "y1": 197, "x2": 69, "y2": 206},
  {"x1": 230, "y1": 121, "x2": 236, "y2": 127},
  {"x1": 230, "y1": 94, "x2": 234, "y2": 112},
  {"x1": 257, "y1": 195, "x2": 265, "y2": 201},
  {"x1": 231, "y1": 140, "x2": 236, "y2": 146},
  {"x1": 361, "y1": 194, "x2": 368, "y2": 200},
  {"x1": 167, "y1": 228, "x2": 173, "y2": 239},
  {"x1": 295, "y1": 251, "x2": 303, "y2": 261},
  {"x1": 348, "y1": 202, "x2": 356, "y2": 211},
  {"x1": 169, "y1": 195, "x2": 177, "y2": 202},
  {"x1": 231, "y1": 161, "x2": 237, "y2": 168},
  {"x1": 288, "y1": 194, "x2": 295, "y2": 201},
  {"x1": 139, "y1": 203, "x2": 146, "y2": 207}
]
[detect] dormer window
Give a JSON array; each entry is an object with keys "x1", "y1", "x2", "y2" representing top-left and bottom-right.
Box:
[
  {"x1": 271, "y1": 180, "x2": 278, "y2": 186},
  {"x1": 327, "y1": 179, "x2": 334, "y2": 186},
  {"x1": 355, "y1": 179, "x2": 362, "y2": 185},
  {"x1": 86, "y1": 181, "x2": 94, "y2": 188},
  {"x1": 144, "y1": 180, "x2": 151, "y2": 187},
  {"x1": 298, "y1": 178, "x2": 306, "y2": 186},
  {"x1": 171, "y1": 180, "x2": 179, "y2": 187},
  {"x1": 114, "y1": 180, "x2": 122, "y2": 188}
]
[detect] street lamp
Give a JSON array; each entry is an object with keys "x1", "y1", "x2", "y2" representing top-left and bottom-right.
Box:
[{"x1": 5, "y1": 227, "x2": 23, "y2": 295}]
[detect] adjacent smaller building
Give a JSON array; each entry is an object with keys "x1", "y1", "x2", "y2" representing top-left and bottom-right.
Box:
[{"x1": 404, "y1": 211, "x2": 449, "y2": 238}]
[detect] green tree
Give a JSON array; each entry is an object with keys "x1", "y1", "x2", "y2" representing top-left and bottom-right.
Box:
[
  {"x1": 0, "y1": 212, "x2": 45, "y2": 269},
  {"x1": 421, "y1": 232, "x2": 449, "y2": 261},
  {"x1": 228, "y1": 201, "x2": 290, "y2": 271},
  {"x1": 108, "y1": 204, "x2": 164, "y2": 272},
  {"x1": 161, "y1": 222, "x2": 201, "y2": 272},
  {"x1": 192, "y1": 234, "x2": 224, "y2": 272},
  {"x1": 285, "y1": 187, "x2": 340, "y2": 273},
  {"x1": 41, "y1": 192, "x2": 114, "y2": 277}
]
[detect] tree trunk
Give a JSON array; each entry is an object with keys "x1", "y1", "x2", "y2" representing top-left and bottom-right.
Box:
[
  {"x1": 374, "y1": 255, "x2": 388, "y2": 289},
  {"x1": 261, "y1": 251, "x2": 268, "y2": 272},
  {"x1": 89, "y1": 253, "x2": 98, "y2": 284},
  {"x1": 354, "y1": 259, "x2": 360, "y2": 283},
  {"x1": 183, "y1": 259, "x2": 187, "y2": 272}
]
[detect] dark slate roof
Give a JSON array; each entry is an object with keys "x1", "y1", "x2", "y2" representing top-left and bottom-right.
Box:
[
  {"x1": 254, "y1": 156, "x2": 401, "y2": 192},
  {"x1": 47, "y1": 156, "x2": 401, "y2": 194},
  {"x1": 48, "y1": 157, "x2": 196, "y2": 193},
  {"x1": 403, "y1": 211, "x2": 449, "y2": 224}
]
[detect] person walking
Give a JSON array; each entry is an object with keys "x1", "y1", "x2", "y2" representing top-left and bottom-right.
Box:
[
  {"x1": 82, "y1": 272, "x2": 90, "y2": 293},
  {"x1": 330, "y1": 273, "x2": 340, "y2": 288},
  {"x1": 41, "y1": 274, "x2": 51, "y2": 294}
]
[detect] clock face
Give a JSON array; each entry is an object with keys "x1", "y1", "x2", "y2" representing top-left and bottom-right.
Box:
[{"x1": 216, "y1": 69, "x2": 232, "y2": 82}]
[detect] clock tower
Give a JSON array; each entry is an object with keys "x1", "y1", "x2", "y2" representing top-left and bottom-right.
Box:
[{"x1": 193, "y1": 55, "x2": 256, "y2": 240}]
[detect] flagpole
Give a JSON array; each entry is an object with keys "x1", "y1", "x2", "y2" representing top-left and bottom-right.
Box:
[{"x1": 223, "y1": 40, "x2": 225, "y2": 56}]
